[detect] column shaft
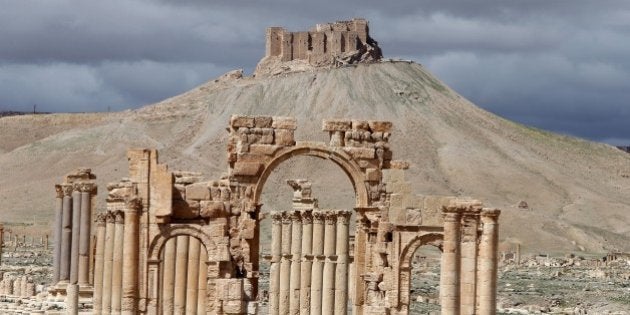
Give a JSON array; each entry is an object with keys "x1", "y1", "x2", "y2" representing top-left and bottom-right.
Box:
[
  {"x1": 121, "y1": 200, "x2": 140, "y2": 314},
  {"x1": 289, "y1": 211, "x2": 302, "y2": 315},
  {"x1": 162, "y1": 238, "x2": 177, "y2": 314},
  {"x1": 440, "y1": 207, "x2": 462, "y2": 315},
  {"x1": 93, "y1": 215, "x2": 107, "y2": 315},
  {"x1": 111, "y1": 212, "x2": 125, "y2": 313},
  {"x1": 322, "y1": 211, "x2": 337, "y2": 315},
  {"x1": 279, "y1": 212, "x2": 292, "y2": 315},
  {"x1": 70, "y1": 189, "x2": 82, "y2": 284},
  {"x1": 186, "y1": 237, "x2": 201, "y2": 314},
  {"x1": 310, "y1": 211, "x2": 324, "y2": 315},
  {"x1": 334, "y1": 211, "x2": 351, "y2": 315},
  {"x1": 53, "y1": 186, "x2": 64, "y2": 283},
  {"x1": 174, "y1": 236, "x2": 189, "y2": 314},
  {"x1": 476, "y1": 209, "x2": 500, "y2": 315},
  {"x1": 60, "y1": 186, "x2": 73, "y2": 282},
  {"x1": 78, "y1": 187, "x2": 93, "y2": 286},
  {"x1": 197, "y1": 250, "x2": 208, "y2": 314},
  {"x1": 269, "y1": 212, "x2": 282, "y2": 315},
  {"x1": 299, "y1": 211, "x2": 313, "y2": 315},
  {"x1": 66, "y1": 283, "x2": 79, "y2": 315},
  {"x1": 102, "y1": 214, "x2": 116, "y2": 314},
  {"x1": 460, "y1": 209, "x2": 480, "y2": 315}
]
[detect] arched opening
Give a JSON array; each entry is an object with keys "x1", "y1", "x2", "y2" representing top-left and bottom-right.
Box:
[
  {"x1": 398, "y1": 233, "x2": 443, "y2": 314},
  {"x1": 157, "y1": 235, "x2": 208, "y2": 314},
  {"x1": 256, "y1": 154, "x2": 358, "y2": 314}
]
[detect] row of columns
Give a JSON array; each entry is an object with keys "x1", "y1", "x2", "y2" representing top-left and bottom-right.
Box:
[
  {"x1": 53, "y1": 182, "x2": 95, "y2": 286},
  {"x1": 269, "y1": 209, "x2": 351, "y2": 315},
  {"x1": 440, "y1": 206, "x2": 500, "y2": 315},
  {"x1": 1, "y1": 234, "x2": 49, "y2": 249},
  {"x1": 160, "y1": 235, "x2": 208, "y2": 314},
  {"x1": 0, "y1": 275, "x2": 36, "y2": 297},
  {"x1": 92, "y1": 198, "x2": 141, "y2": 315}
]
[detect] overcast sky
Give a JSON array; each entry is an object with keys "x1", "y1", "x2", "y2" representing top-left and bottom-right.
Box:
[{"x1": 1, "y1": 1, "x2": 629, "y2": 145}]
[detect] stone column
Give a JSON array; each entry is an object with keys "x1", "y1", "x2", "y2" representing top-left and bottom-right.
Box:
[
  {"x1": 440, "y1": 206, "x2": 462, "y2": 315},
  {"x1": 476, "y1": 209, "x2": 500, "y2": 315},
  {"x1": 93, "y1": 214, "x2": 107, "y2": 315},
  {"x1": 186, "y1": 237, "x2": 201, "y2": 314},
  {"x1": 515, "y1": 243, "x2": 521, "y2": 265},
  {"x1": 122, "y1": 198, "x2": 141, "y2": 314},
  {"x1": 78, "y1": 183, "x2": 94, "y2": 286},
  {"x1": 334, "y1": 210, "x2": 351, "y2": 315},
  {"x1": 162, "y1": 238, "x2": 177, "y2": 314},
  {"x1": 289, "y1": 211, "x2": 302, "y2": 315},
  {"x1": 279, "y1": 211, "x2": 292, "y2": 315},
  {"x1": 460, "y1": 206, "x2": 481, "y2": 315},
  {"x1": 66, "y1": 283, "x2": 79, "y2": 315},
  {"x1": 111, "y1": 211, "x2": 125, "y2": 313},
  {"x1": 53, "y1": 185, "x2": 64, "y2": 282},
  {"x1": 70, "y1": 185, "x2": 82, "y2": 284},
  {"x1": 299, "y1": 210, "x2": 313, "y2": 315},
  {"x1": 322, "y1": 211, "x2": 337, "y2": 315},
  {"x1": 197, "y1": 250, "x2": 208, "y2": 314},
  {"x1": 102, "y1": 212, "x2": 116, "y2": 313},
  {"x1": 174, "y1": 236, "x2": 189, "y2": 314},
  {"x1": 310, "y1": 210, "x2": 325, "y2": 315},
  {"x1": 269, "y1": 212, "x2": 282, "y2": 315},
  {"x1": 60, "y1": 184, "x2": 73, "y2": 282}
]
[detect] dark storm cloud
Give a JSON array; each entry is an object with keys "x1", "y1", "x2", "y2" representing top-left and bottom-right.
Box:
[{"x1": 1, "y1": 0, "x2": 629, "y2": 144}]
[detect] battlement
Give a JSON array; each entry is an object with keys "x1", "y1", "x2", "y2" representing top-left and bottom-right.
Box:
[{"x1": 257, "y1": 18, "x2": 382, "y2": 75}]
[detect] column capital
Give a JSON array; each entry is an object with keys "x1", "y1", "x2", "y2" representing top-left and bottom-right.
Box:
[
  {"x1": 312, "y1": 210, "x2": 325, "y2": 224},
  {"x1": 61, "y1": 184, "x2": 74, "y2": 197},
  {"x1": 79, "y1": 183, "x2": 97, "y2": 194},
  {"x1": 324, "y1": 210, "x2": 337, "y2": 224},
  {"x1": 281, "y1": 211, "x2": 292, "y2": 224},
  {"x1": 270, "y1": 211, "x2": 283, "y2": 224},
  {"x1": 442, "y1": 205, "x2": 463, "y2": 221},
  {"x1": 480, "y1": 208, "x2": 501, "y2": 222},
  {"x1": 106, "y1": 212, "x2": 116, "y2": 224},
  {"x1": 289, "y1": 211, "x2": 302, "y2": 223},
  {"x1": 95, "y1": 213, "x2": 107, "y2": 227},
  {"x1": 301, "y1": 210, "x2": 313, "y2": 224},
  {"x1": 336, "y1": 210, "x2": 352, "y2": 224},
  {"x1": 55, "y1": 185, "x2": 64, "y2": 199},
  {"x1": 113, "y1": 210, "x2": 125, "y2": 224},
  {"x1": 125, "y1": 197, "x2": 143, "y2": 213}
]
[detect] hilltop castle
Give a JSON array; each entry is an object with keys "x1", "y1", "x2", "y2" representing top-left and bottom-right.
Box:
[{"x1": 256, "y1": 18, "x2": 383, "y2": 75}]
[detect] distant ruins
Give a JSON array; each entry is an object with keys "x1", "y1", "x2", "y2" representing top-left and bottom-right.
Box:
[
  {"x1": 45, "y1": 116, "x2": 501, "y2": 314},
  {"x1": 255, "y1": 18, "x2": 383, "y2": 75}
]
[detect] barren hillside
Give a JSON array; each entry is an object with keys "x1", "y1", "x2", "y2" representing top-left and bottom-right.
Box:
[{"x1": 1, "y1": 61, "x2": 629, "y2": 253}]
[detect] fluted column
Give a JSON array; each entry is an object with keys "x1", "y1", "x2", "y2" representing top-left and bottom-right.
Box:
[
  {"x1": 174, "y1": 236, "x2": 189, "y2": 314},
  {"x1": 70, "y1": 185, "x2": 82, "y2": 284},
  {"x1": 78, "y1": 183, "x2": 94, "y2": 286},
  {"x1": 93, "y1": 214, "x2": 107, "y2": 315},
  {"x1": 269, "y1": 212, "x2": 283, "y2": 315},
  {"x1": 322, "y1": 211, "x2": 337, "y2": 315},
  {"x1": 460, "y1": 206, "x2": 481, "y2": 315},
  {"x1": 440, "y1": 206, "x2": 462, "y2": 315},
  {"x1": 476, "y1": 209, "x2": 500, "y2": 315},
  {"x1": 279, "y1": 212, "x2": 292, "y2": 315},
  {"x1": 334, "y1": 210, "x2": 351, "y2": 315},
  {"x1": 162, "y1": 238, "x2": 177, "y2": 314},
  {"x1": 53, "y1": 185, "x2": 64, "y2": 283},
  {"x1": 111, "y1": 211, "x2": 125, "y2": 314},
  {"x1": 299, "y1": 210, "x2": 313, "y2": 315},
  {"x1": 310, "y1": 210, "x2": 325, "y2": 315},
  {"x1": 289, "y1": 211, "x2": 302, "y2": 315},
  {"x1": 60, "y1": 184, "x2": 73, "y2": 282},
  {"x1": 121, "y1": 198, "x2": 141, "y2": 314},
  {"x1": 102, "y1": 212, "x2": 116, "y2": 313},
  {"x1": 186, "y1": 237, "x2": 201, "y2": 314}
]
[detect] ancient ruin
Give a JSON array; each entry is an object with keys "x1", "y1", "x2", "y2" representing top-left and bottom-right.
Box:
[
  {"x1": 44, "y1": 116, "x2": 501, "y2": 314},
  {"x1": 255, "y1": 18, "x2": 383, "y2": 75}
]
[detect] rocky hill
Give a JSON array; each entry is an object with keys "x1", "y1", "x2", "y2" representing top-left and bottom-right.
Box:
[{"x1": 1, "y1": 61, "x2": 629, "y2": 254}]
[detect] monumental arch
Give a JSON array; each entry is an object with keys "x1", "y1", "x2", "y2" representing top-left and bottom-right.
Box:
[{"x1": 51, "y1": 115, "x2": 501, "y2": 314}]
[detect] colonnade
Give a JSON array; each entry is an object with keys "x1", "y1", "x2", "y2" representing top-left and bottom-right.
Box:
[
  {"x1": 52, "y1": 182, "x2": 96, "y2": 286},
  {"x1": 440, "y1": 206, "x2": 500, "y2": 315},
  {"x1": 269, "y1": 209, "x2": 351, "y2": 315},
  {"x1": 159, "y1": 235, "x2": 208, "y2": 314}
]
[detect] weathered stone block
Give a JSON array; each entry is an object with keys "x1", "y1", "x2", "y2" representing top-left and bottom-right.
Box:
[
  {"x1": 322, "y1": 119, "x2": 352, "y2": 131},
  {"x1": 150, "y1": 164, "x2": 173, "y2": 217},
  {"x1": 249, "y1": 144, "x2": 281, "y2": 155},
  {"x1": 343, "y1": 147, "x2": 375, "y2": 159},
  {"x1": 231, "y1": 115, "x2": 255, "y2": 128},
  {"x1": 352, "y1": 120, "x2": 369, "y2": 131},
  {"x1": 200, "y1": 201, "x2": 227, "y2": 219},
  {"x1": 405, "y1": 208, "x2": 422, "y2": 225},
  {"x1": 185, "y1": 182, "x2": 210, "y2": 200},
  {"x1": 272, "y1": 116, "x2": 297, "y2": 130},
  {"x1": 275, "y1": 129, "x2": 295, "y2": 146},
  {"x1": 172, "y1": 199, "x2": 200, "y2": 219},
  {"x1": 389, "y1": 160, "x2": 410, "y2": 170},
  {"x1": 233, "y1": 162, "x2": 264, "y2": 176},
  {"x1": 260, "y1": 128, "x2": 274, "y2": 144},
  {"x1": 366, "y1": 168, "x2": 382, "y2": 182},
  {"x1": 254, "y1": 116, "x2": 273, "y2": 128},
  {"x1": 368, "y1": 120, "x2": 393, "y2": 132}
]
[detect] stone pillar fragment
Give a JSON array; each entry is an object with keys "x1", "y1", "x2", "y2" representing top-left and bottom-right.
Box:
[
  {"x1": 279, "y1": 212, "x2": 292, "y2": 315},
  {"x1": 299, "y1": 210, "x2": 313, "y2": 315},
  {"x1": 310, "y1": 211, "x2": 324, "y2": 315},
  {"x1": 289, "y1": 211, "x2": 302, "y2": 315},
  {"x1": 111, "y1": 211, "x2": 125, "y2": 313},
  {"x1": 78, "y1": 184, "x2": 93, "y2": 286},
  {"x1": 460, "y1": 207, "x2": 481, "y2": 315},
  {"x1": 334, "y1": 210, "x2": 351, "y2": 315},
  {"x1": 93, "y1": 214, "x2": 107, "y2": 315},
  {"x1": 53, "y1": 185, "x2": 64, "y2": 283},
  {"x1": 321, "y1": 211, "x2": 337, "y2": 315},
  {"x1": 66, "y1": 283, "x2": 79, "y2": 315},
  {"x1": 186, "y1": 237, "x2": 201, "y2": 314},
  {"x1": 102, "y1": 212, "x2": 116, "y2": 313},
  {"x1": 269, "y1": 212, "x2": 282, "y2": 315},
  {"x1": 70, "y1": 187, "x2": 81, "y2": 284},
  {"x1": 161, "y1": 238, "x2": 177, "y2": 314},
  {"x1": 174, "y1": 236, "x2": 189, "y2": 314},
  {"x1": 197, "y1": 250, "x2": 208, "y2": 314},
  {"x1": 60, "y1": 184, "x2": 73, "y2": 282},
  {"x1": 476, "y1": 209, "x2": 500, "y2": 315},
  {"x1": 122, "y1": 199, "x2": 141, "y2": 314},
  {"x1": 440, "y1": 206, "x2": 462, "y2": 315}
]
